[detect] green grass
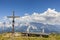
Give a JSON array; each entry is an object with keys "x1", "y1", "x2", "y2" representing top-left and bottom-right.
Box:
[{"x1": 0, "y1": 33, "x2": 60, "y2": 40}]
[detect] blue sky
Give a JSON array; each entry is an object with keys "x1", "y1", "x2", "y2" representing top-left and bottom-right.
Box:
[
  {"x1": 0, "y1": 0, "x2": 60, "y2": 33},
  {"x1": 0, "y1": 0, "x2": 60, "y2": 18}
]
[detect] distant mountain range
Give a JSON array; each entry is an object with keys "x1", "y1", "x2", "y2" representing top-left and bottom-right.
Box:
[{"x1": 0, "y1": 22, "x2": 60, "y2": 34}]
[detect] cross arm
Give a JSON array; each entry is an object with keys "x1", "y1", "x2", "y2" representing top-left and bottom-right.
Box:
[
  {"x1": 14, "y1": 16, "x2": 20, "y2": 18},
  {"x1": 7, "y1": 16, "x2": 14, "y2": 18},
  {"x1": 7, "y1": 16, "x2": 20, "y2": 18}
]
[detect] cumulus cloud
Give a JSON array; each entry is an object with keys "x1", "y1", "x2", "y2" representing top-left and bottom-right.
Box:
[
  {"x1": 0, "y1": 8, "x2": 60, "y2": 28},
  {"x1": 17, "y1": 8, "x2": 60, "y2": 25}
]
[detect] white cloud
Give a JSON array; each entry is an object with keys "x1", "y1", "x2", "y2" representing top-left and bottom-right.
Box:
[
  {"x1": 0, "y1": 22, "x2": 4, "y2": 27},
  {"x1": 0, "y1": 8, "x2": 60, "y2": 28}
]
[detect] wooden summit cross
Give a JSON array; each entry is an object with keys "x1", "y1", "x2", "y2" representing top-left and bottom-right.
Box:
[{"x1": 7, "y1": 11, "x2": 20, "y2": 34}]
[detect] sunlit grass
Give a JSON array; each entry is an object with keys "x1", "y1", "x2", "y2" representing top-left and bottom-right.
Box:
[{"x1": 0, "y1": 33, "x2": 60, "y2": 40}]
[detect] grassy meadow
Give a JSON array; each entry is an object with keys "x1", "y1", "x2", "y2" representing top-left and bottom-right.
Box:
[{"x1": 0, "y1": 33, "x2": 60, "y2": 40}]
